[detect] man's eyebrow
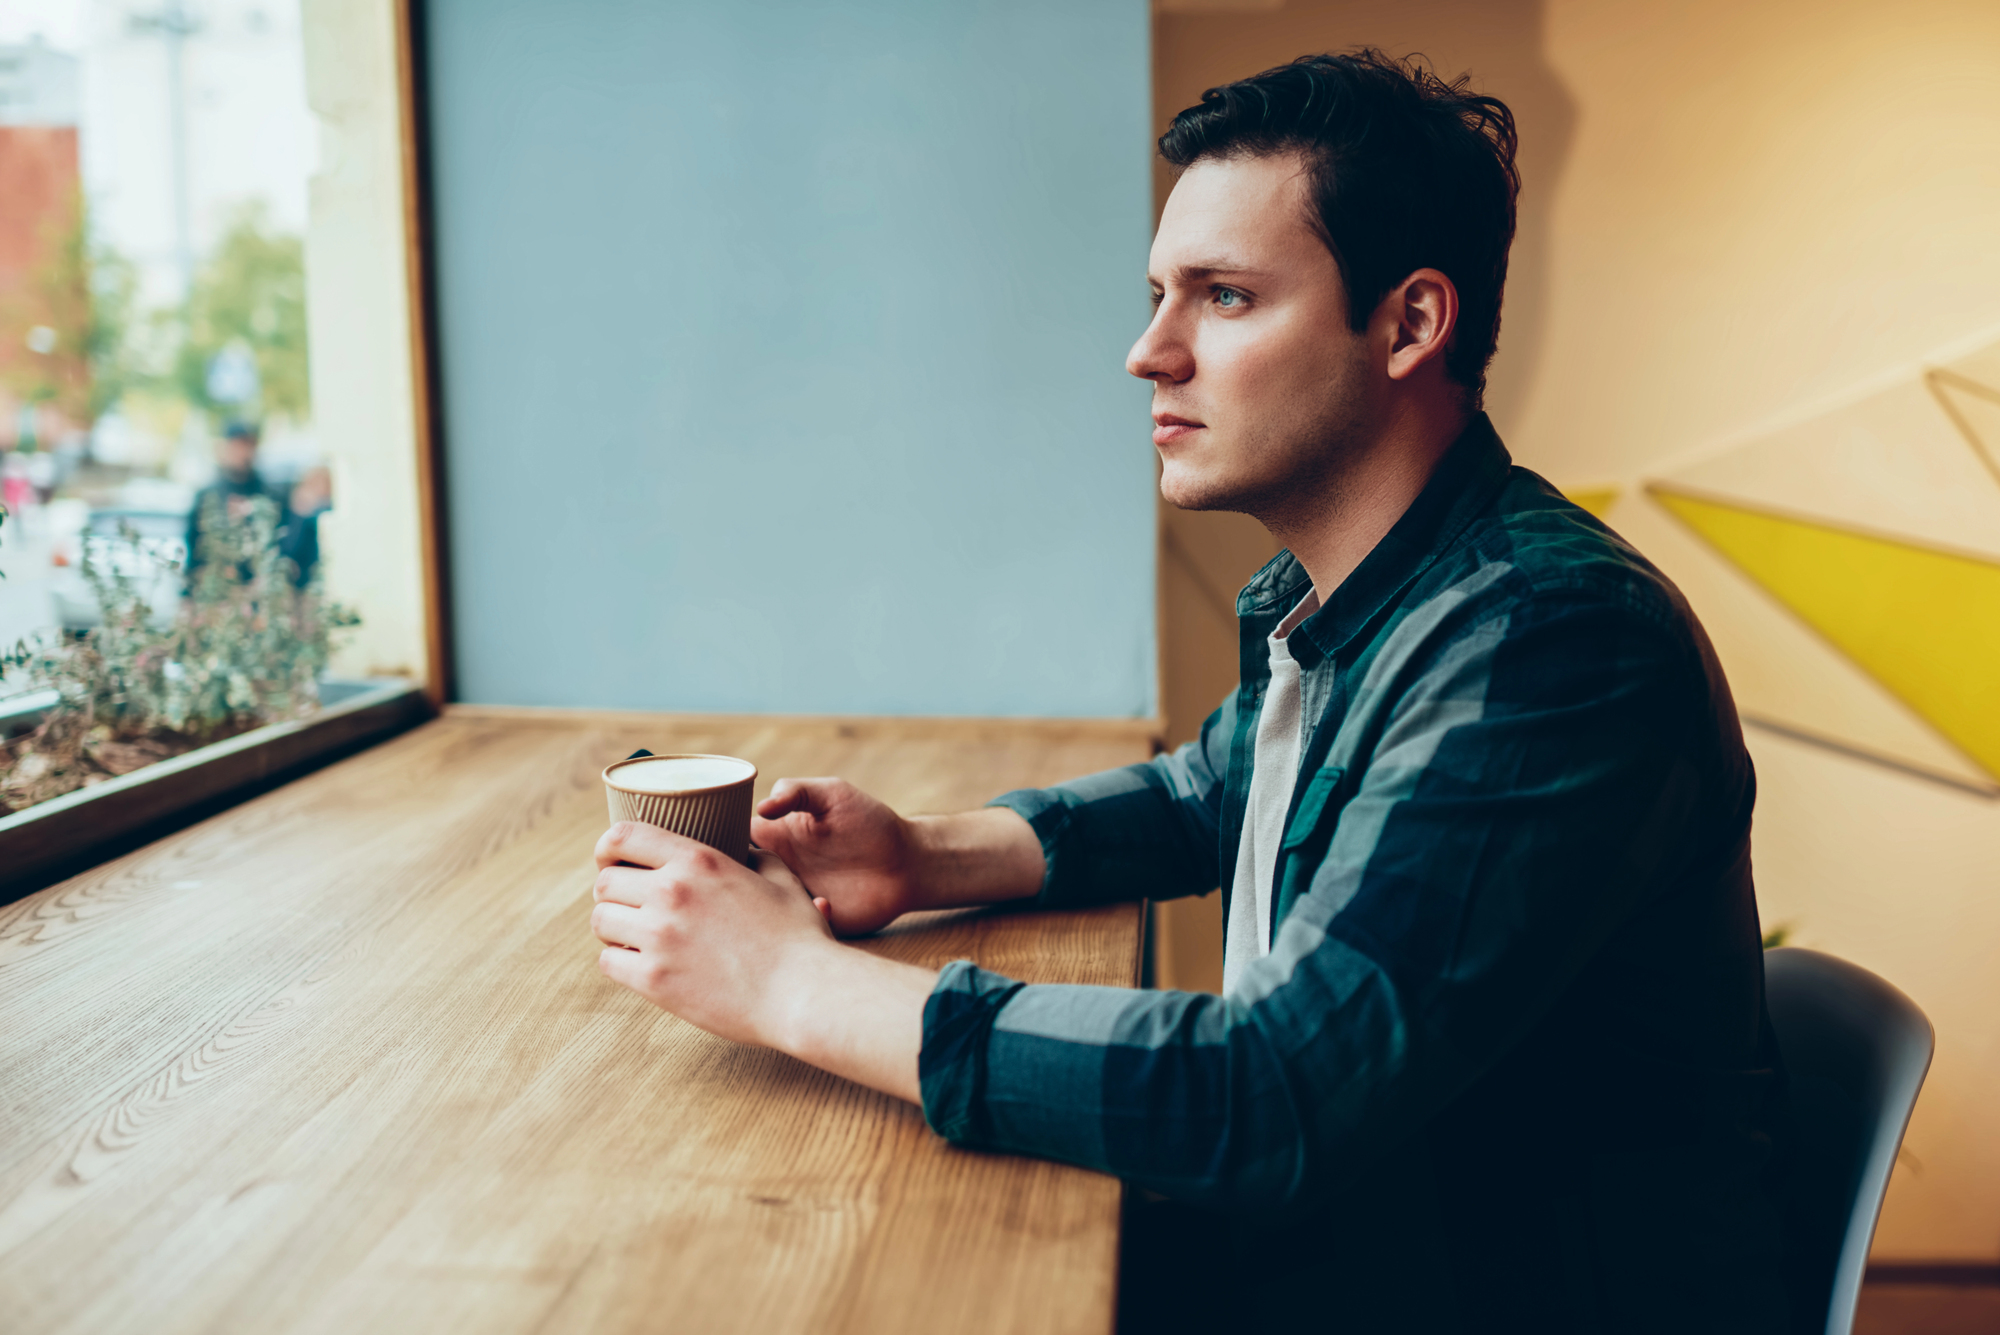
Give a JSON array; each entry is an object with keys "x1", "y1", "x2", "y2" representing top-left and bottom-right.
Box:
[{"x1": 1148, "y1": 262, "x2": 1277, "y2": 286}]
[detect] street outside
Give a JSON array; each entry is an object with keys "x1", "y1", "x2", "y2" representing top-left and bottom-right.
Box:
[
  {"x1": 0, "y1": 508, "x2": 58, "y2": 699},
  {"x1": 1, "y1": 464, "x2": 201, "y2": 703}
]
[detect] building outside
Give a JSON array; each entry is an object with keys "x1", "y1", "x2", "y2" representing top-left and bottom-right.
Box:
[
  {"x1": 0, "y1": 38, "x2": 86, "y2": 460},
  {"x1": 78, "y1": 0, "x2": 316, "y2": 312}
]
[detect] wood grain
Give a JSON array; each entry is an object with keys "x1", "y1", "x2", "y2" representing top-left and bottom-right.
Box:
[{"x1": 0, "y1": 711, "x2": 1152, "y2": 1334}]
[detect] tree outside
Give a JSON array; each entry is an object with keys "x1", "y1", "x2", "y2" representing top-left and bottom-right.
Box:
[{"x1": 172, "y1": 202, "x2": 312, "y2": 428}]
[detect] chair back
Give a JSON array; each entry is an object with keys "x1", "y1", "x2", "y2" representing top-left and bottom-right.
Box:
[{"x1": 1764, "y1": 947, "x2": 1933, "y2": 1335}]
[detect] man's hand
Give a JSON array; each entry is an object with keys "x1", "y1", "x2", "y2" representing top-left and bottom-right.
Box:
[
  {"x1": 750, "y1": 779, "x2": 921, "y2": 936},
  {"x1": 591, "y1": 823, "x2": 834, "y2": 1049},
  {"x1": 589, "y1": 819, "x2": 936, "y2": 1104},
  {"x1": 752, "y1": 779, "x2": 1050, "y2": 935}
]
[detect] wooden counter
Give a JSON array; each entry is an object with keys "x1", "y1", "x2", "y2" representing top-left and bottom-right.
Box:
[{"x1": 0, "y1": 709, "x2": 1153, "y2": 1334}]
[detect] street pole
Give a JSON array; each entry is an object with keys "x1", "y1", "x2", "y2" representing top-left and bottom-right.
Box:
[
  {"x1": 131, "y1": 0, "x2": 199, "y2": 298},
  {"x1": 166, "y1": 0, "x2": 192, "y2": 296}
]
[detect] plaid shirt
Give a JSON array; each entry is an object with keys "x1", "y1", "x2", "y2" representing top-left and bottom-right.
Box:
[{"x1": 920, "y1": 416, "x2": 1791, "y2": 1332}]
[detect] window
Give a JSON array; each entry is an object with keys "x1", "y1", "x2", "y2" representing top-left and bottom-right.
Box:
[{"x1": 0, "y1": 0, "x2": 436, "y2": 887}]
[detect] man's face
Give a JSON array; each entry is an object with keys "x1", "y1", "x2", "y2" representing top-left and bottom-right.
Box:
[
  {"x1": 218, "y1": 436, "x2": 257, "y2": 479},
  {"x1": 1129, "y1": 152, "x2": 1377, "y2": 517}
]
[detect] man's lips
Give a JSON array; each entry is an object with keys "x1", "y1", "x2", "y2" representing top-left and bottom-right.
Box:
[{"x1": 1152, "y1": 414, "x2": 1204, "y2": 447}]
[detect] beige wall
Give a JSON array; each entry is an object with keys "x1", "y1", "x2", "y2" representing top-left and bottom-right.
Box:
[
  {"x1": 1151, "y1": 0, "x2": 2000, "y2": 1261},
  {"x1": 301, "y1": 0, "x2": 433, "y2": 686}
]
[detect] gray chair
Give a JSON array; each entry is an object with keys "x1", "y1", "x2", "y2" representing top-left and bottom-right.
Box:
[{"x1": 1765, "y1": 946, "x2": 1934, "y2": 1335}]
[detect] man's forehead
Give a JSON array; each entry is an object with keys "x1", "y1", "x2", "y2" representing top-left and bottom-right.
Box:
[{"x1": 1149, "y1": 154, "x2": 1322, "y2": 278}]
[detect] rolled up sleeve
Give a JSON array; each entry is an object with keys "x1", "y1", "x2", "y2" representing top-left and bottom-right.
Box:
[{"x1": 986, "y1": 693, "x2": 1236, "y2": 910}]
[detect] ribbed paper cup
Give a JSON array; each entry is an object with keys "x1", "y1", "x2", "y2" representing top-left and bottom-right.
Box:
[{"x1": 602, "y1": 754, "x2": 757, "y2": 864}]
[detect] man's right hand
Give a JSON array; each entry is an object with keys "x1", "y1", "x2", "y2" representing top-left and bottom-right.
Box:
[
  {"x1": 751, "y1": 779, "x2": 918, "y2": 937},
  {"x1": 751, "y1": 779, "x2": 1048, "y2": 937}
]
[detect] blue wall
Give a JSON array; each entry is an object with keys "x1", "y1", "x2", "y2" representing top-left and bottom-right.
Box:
[{"x1": 425, "y1": 0, "x2": 1156, "y2": 716}]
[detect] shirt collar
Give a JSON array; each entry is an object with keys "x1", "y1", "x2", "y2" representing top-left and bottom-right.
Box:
[{"x1": 1233, "y1": 413, "x2": 1513, "y2": 663}]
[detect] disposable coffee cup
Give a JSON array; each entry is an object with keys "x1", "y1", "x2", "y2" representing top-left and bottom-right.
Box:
[{"x1": 602, "y1": 753, "x2": 758, "y2": 864}]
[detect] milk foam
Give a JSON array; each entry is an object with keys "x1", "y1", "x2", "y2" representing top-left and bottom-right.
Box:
[{"x1": 613, "y1": 756, "x2": 754, "y2": 793}]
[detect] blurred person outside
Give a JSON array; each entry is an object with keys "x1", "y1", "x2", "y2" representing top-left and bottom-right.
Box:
[
  {"x1": 181, "y1": 421, "x2": 326, "y2": 589},
  {"x1": 183, "y1": 420, "x2": 274, "y2": 582},
  {"x1": 581, "y1": 52, "x2": 1792, "y2": 1334},
  {"x1": 0, "y1": 452, "x2": 33, "y2": 518}
]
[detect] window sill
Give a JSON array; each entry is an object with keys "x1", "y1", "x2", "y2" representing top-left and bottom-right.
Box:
[{"x1": 0, "y1": 678, "x2": 431, "y2": 902}]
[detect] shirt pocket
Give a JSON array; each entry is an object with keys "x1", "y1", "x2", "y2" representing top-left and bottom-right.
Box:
[
  {"x1": 1273, "y1": 765, "x2": 1353, "y2": 936},
  {"x1": 1282, "y1": 765, "x2": 1350, "y2": 853}
]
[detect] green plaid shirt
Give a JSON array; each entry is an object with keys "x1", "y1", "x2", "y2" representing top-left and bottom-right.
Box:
[{"x1": 920, "y1": 416, "x2": 1790, "y2": 1332}]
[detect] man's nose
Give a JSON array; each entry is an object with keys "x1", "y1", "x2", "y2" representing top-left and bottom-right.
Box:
[{"x1": 1126, "y1": 310, "x2": 1193, "y2": 384}]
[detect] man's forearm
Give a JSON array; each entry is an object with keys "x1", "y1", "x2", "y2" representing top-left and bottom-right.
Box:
[
  {"x1": 756, "y1": 809, "x2": 1041, "y2": 1105},
  {"x1": 771, "y1": 940, "x2": 936, "y2": 1105},
  {"x1": 904, "y1": 807, "x2": 1045, "y2": 911}
]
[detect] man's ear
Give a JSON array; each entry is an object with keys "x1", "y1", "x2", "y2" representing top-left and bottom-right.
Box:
[{"x1": 1383, "y1": 268, "x2": 1459, "y2": 383}]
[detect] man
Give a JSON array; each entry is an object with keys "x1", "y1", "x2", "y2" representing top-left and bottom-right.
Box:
[
  {"x1": 183, "y1": 422, "x2": 322, "y2": 588},
  {"x1": 589, "y1": 52, "x2": 1791, "y2": 1331},
  {"x1": 183, "y1": 420, "x2": 273, "y2": 580}
]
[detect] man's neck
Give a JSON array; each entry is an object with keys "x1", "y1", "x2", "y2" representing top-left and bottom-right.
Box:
[{"x1": 1261, "y1": 399, "x2": 1468, "y2": 605}]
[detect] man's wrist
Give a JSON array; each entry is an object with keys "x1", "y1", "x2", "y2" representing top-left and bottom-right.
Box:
[
  {"x1": 903, "y1": 809, "x2": 1044, "y2": 910},
  {"x1": 901, "y1": 815, "x2": 959, "y2": 910},
  {"x1": 763, "y1": 937, "x2": 934, "y2": 1105},
  {"x1": 761, "y1": 934, "x2": 848, "y2": 1057}
]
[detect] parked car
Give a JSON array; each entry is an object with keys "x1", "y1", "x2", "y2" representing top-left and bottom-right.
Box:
[{"x1": 50, "y1": 509, "x2": 189, "y2": 633}]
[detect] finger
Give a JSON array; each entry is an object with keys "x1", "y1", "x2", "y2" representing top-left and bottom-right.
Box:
[
  {"x1": 590, "y1": 900, "x2": 647, "y2": 950},
  {"x1": 593, "y1": 864, "x2": 651, "y2": 907},
  {"x1": 749, "y1": 848, "x2": 807, "y2": 895},
  {"x1": 594, "y1": 821, "x2": 700, "y2": 871},
  {"x1": 746, "y1": 814, "x2": 790, "y2": 855},
  {"x1": 598, "y1": 945, "x2": 650, "y2": 991},
  {"x1": 754, "y1": 777, "x2": 840, "y2": 820}
]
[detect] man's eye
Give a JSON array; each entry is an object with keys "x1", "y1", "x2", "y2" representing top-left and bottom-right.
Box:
[
  {"x1": 1149, "y1": 289, "x2": 1165, "y2": 308},
  {"x1": 1215, "y1": 288, "x2": 1245, "y2": 309}
]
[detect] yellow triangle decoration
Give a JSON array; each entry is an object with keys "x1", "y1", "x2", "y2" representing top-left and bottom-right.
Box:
[
  {"x1": 1651, "y1": 487, "x2": 2000, "y2": 782},
  {"x1": 1562, "y1": 485, "x2": 1620, "y2": 520}
]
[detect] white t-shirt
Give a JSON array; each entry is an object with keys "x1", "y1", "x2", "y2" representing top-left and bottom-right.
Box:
[{"x1": 1221, "y1": 591, "x2": 1320, "y2": 995}]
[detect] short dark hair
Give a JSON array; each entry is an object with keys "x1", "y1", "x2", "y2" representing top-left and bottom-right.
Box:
[{"x1": 1159, "y1": 50, "x2": 1520, "y2": 406}]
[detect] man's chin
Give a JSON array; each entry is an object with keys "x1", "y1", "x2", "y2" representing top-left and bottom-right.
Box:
[{"x1": 1158, "y1": 464, "x2": 1256, "y2": 516}]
